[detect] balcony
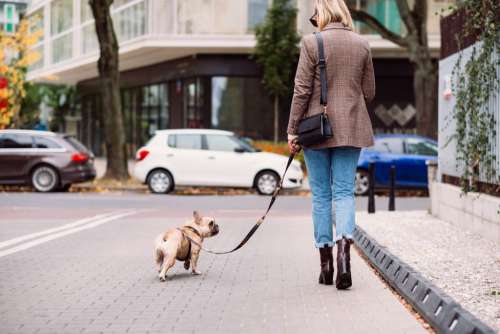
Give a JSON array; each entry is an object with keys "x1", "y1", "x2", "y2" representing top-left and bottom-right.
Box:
[{"x1": 26, "y1": 0, "x2": 441, "y2": 84}]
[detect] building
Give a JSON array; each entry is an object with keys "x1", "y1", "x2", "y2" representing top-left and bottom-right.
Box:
[
  {"x1": 0, "y1": 0, "x2": 28, "y2": 33},
  {"x1": 26, "y1": 0, "x2": 448, "y2": 156}
]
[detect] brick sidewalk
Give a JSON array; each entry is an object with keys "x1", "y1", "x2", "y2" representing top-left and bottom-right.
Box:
[{"x1": 0, "y1": 199, "x2": 426, "y2": 333}]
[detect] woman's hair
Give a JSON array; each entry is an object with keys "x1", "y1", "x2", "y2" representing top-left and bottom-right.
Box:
[{"x1": 314, "y1": 0, "x2": 354, "y2": 31}]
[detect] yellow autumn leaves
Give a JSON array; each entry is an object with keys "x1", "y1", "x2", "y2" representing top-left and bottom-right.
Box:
[{"x1": 0, "y1": 19, "x2": 42, "y2": 129}]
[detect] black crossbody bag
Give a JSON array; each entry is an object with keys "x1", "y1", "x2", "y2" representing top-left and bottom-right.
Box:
[{"x1": 297, "y1": 32, "x2": 333, "y2": 146}]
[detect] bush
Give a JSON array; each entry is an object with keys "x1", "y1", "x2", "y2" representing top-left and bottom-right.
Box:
[{"x1": 252, "y1": 140, "x2": 305, "y2": 169}]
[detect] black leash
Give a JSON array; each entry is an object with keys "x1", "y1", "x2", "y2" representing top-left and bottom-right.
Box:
[{"x1": 178, "y1": 152, "x2": 297, "y2": 255}]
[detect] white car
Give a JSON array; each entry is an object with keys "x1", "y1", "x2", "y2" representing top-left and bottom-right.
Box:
[{"x1": 133, "y1": 129, "x2": 304, "y2": 195}]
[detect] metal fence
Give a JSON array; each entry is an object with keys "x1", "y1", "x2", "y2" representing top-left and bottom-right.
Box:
[{"x1": 438, "y1": 43, "x2": 500, "y2": 184}]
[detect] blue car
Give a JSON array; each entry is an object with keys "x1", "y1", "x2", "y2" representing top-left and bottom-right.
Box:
[{"x1": 355, "y1": 134, "x2": 438, "y2": 195}]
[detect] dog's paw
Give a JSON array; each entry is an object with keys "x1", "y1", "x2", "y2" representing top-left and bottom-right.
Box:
[
  {"x1": 191, "y1": 270, "x2": 202, "y2": 275},
  {"x1": 184, "y1": 260, "x2": 190, "y2": 270},
  {"x1": 158, "y1": 274, "x2": 167, "y2": 282}
]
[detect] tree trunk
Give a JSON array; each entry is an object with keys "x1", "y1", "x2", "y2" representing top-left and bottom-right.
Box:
[
  {"x1": 414, "y1": 61, "x2": 438, "y2": 139},
  {"x1": 273, "y1": 95, "x2": 279, "y2": 143},
  {"x1": 90, "y1": 0, "x2": 128, "y2": 180}
]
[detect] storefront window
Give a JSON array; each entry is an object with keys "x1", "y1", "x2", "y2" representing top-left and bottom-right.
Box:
[
  {"x1": 211, "y1": 76, "x2": 273, "y2": 138},
  {"x1": 184, "y1": 79, "x2": 204, "y2": 128}
]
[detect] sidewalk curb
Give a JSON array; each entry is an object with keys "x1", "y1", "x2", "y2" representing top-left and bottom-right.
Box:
[{"x1": 353, "y1": 226, "x2": 496, "y2": 334}]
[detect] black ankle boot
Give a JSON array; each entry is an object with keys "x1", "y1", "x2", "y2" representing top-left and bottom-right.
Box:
[
  {"x1": 318, "y1": 245, "x2": 334, "y2": 285},
  {"x1": 336, "y1": 238, "x2": 352, "y2": 289}
]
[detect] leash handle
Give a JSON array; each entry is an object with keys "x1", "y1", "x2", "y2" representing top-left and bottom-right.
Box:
[{"x1": 179, "y1": 153, "x2": 297, "y2": 255}]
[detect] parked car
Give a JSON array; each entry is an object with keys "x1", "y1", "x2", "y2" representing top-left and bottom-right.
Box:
[
  {"x1": 355, "y1": 134, "x2": 438, "y2": 195},
  {"x1": 0, "y1": 130, "x2": 96, "y2": 192},
  {"x1": 133, "y1": 129, "x2": 304, "y2": 195}
]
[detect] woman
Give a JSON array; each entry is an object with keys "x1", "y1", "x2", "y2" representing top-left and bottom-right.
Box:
[{"x1": 287, "y1": 0, "x2": 375, "y2": 289}]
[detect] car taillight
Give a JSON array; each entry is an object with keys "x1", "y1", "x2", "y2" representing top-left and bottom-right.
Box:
[
  {"x1": 137, "y1": 150, "x2": 149, "y2": 161},
  {"x1": 71, "y1": 152, "x2": 89, "y2": 163}
]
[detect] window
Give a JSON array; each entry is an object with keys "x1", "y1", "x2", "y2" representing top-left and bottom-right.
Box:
[
  {"x1": 34, "y1": 136, "x2": 61, "y2": 149},
  {"x1": 51, "y1": 0, "x2": 73, "y2": 63},
  {"x1": 346, "y1": 0, "x2": 401, "y2": 35},
  {"x1": 3, "y1": 4, "x2": 17, "y2": 33},
  {"x1": 206, "y1": 135, "x2": 242, "y2": 152},
  {"x1": 211, "y1": 76, "x2": 273, "y2": 138},
  {"x1": 372, "y1": 137, "x2": 403, "y2": 154},
  {"x1": 248, "y1": 0, "x2": 269, "y2": 31},
  {"x1": 113, "y1": 0, "x2": 147, "y2": 43},
  {"x1": 64, "y1": 136, "x2": 88, "y2": 152},
  {"x1": 0, "y1": 134, "x2": 33, "y2": 149},
  {"x1": 405, "y1": 138, "x2": 437, "y2": 156},
  {"x1": 169, "y1": 134, "x2": 202, "y2": 150},
  {"x1": 51, "y1": 0, "x2": 73, "y2": 36}
]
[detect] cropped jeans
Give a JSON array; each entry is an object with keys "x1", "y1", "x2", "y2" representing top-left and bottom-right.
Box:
[{"x1": 304, "y1": 147, "x2": 361, "y2": 248}]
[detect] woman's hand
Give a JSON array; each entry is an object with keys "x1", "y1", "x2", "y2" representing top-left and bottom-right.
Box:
[{"x1": 288, "y1": 136, "x2": 301, "y2": 155}]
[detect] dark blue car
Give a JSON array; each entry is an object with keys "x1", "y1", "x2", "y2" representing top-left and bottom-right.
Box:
[{"x1": 355, "y1": 134, "x2": 438, "y2": 195}]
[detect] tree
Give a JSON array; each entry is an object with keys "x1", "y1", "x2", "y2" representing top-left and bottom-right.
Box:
[
  {"x1": 0, "y1": 19, "x2": 42, "y2": 129},
  {"x1": 255, "y1": 0, "x2": 300, "y2": 142},
  {"x1": 348, "y1": 1, "x2": 438, "y2": 139},
  {"x1": 89, "y1": 0, "x2": 128, "y2": 180}
]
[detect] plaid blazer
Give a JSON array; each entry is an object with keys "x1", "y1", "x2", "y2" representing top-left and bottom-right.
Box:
[{"x1": 287, "y1": 22, "x2": 375, "y2": 148}]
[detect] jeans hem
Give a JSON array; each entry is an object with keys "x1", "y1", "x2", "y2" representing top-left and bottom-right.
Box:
[
  {"x1": 335, "y1": 234, "x2": 353, "y2": 243},
  {"x1": 315, "y1": 241, "x2": 335, "y2": 248}
]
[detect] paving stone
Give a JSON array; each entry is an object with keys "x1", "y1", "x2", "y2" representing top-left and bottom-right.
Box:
[{"x1": 0, "y1": 197, "x2": 426, "y2": 333}]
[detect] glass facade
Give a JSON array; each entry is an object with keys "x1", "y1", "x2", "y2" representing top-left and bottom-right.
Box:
[
  {"x1": 113, "y1": 0, "x2": 147, "y2": 43},
  {"x1": 347, "y1": 0, "x2": 402, "y2": 35},
  {"x1": 79, "y1": 74, "x2": 274, "y2": 156},
  {"x1": 248, "y1": 0, "x2": 269, "y2": 31},
  {"x1": 50, "y1": 0, "x2": 73, "y2": 63}
]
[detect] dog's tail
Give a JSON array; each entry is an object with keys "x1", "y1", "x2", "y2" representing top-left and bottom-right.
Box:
[{"x1": 154, "y1": 235, "x2": 166, "y2": 265}]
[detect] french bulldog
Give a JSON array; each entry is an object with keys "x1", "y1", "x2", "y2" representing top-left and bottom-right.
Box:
[{"x1": 154, "y1": 211, "x2": 219, "y2": 282}]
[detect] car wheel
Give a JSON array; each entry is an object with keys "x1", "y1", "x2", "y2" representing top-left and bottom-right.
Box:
[
  {"x1": 355, "y1": 169, "x2": 370, "y2": 196},
  {"x1": 147, "y1": 169, "x2": 173, "y2": 194},
  {"x1": 256, "y1": 171, "x2": 279, "y2": 196},
  {"x1": 31, "y1": 165, "x2": 59, "y2": 193}
]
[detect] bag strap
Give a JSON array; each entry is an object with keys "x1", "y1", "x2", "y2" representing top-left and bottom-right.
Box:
[{"x1": 314, "y1": 32, "x2": 328, "y2": 109}]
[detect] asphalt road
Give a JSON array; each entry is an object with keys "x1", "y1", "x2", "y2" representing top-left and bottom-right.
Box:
[{"x1": 0, "y1": 192, "x2": 427, "y2": 333}]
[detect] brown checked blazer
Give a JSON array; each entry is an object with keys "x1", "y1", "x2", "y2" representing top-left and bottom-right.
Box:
[{"x1": 287, "y1": 22, "x2": 375, "y2": 149}]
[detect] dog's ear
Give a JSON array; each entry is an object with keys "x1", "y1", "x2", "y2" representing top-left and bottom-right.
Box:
[{"x1": 193, "y1": 211, "x2": 202, "y2": 224}]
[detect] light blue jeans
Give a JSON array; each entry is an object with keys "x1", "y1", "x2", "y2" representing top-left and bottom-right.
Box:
[{"x1": 304, "y1": 147, "x2": 361, "y2": 248}]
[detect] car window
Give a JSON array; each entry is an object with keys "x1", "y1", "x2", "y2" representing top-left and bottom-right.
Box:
[
  {"x1": 0, "y1": 133, "x2": 33, "y2": 149},
  {"x1": 169, "y1": 134, "x2": 202, "y2": 150},
  {"x1": 64, "y1": 136, "x2": 89, "y2": 152},
  {"x1": 371, "y1": 137, "x2": 403, "y2": 154},
  {"x1": 205, "y1": 135, "x2": 242, "y2": 152},
  {"x1": 34, "y1": 136, "x2": 62, "y2": 149},
  {"x1": 405, "y1": 138, "x2": 437, "y2": 156}
]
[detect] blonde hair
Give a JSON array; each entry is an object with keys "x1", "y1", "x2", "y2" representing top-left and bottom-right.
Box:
[{"x1": 314, "y1": 0, "x2": 354, "y2": 31}]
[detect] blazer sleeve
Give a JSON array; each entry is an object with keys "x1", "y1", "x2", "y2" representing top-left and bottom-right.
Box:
[
  {"x1": 287, "y1": 36, "x2": 316, "y2": 135},
  {"x1": 362, "y1": 47, "x2": 376, "y2": 103}
]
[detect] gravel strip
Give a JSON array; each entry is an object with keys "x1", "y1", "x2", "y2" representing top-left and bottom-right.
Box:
[{"x1": 356, "y1": 210, "x2": 500, "y2": 331}]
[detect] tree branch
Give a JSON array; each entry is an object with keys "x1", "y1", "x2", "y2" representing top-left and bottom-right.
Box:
[
  {"x1": 395, "y1": 0, "x2": 417, "y2": 34},
  {"x1": 349, "y1": 7, "x2": 409, "y2": 48}
]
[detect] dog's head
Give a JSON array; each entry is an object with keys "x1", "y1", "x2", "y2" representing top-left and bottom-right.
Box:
[{"x1": 191, "y1": 211, "x2": 219, "y2": 237}]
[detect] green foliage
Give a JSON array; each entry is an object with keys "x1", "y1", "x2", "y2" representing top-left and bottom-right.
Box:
[
  {"x1": 254, "y1": 0, "x2": 300, "y2": 99},
  {"x1": 450, "y1": 0, "x2": 499, "y2": 192},
  {"x1": 18, "y1": 83, "x2": 75, "y2": 131}
]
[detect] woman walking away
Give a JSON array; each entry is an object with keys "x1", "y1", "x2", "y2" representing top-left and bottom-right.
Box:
[{"x1": 287, "y1": 0, "x2": 375, "y2": 289}]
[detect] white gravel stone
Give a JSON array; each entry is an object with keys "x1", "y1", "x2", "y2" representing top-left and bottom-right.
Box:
[{"x1": 356, "y1": 210, "x2": 500, "y2": 331}]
